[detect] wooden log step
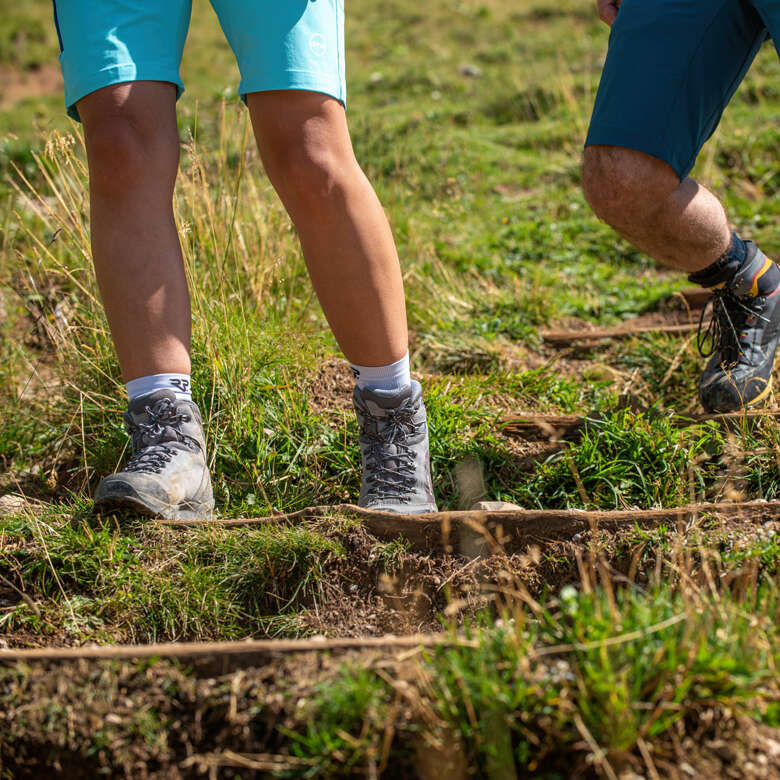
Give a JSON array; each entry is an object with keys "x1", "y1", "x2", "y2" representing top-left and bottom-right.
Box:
[
  {"x1": 501, "y1": 408, "x2": 780, "y2": 440},
  {"x1": 155, "y1": 500, "x2": 780, "y2": 556},
  {"x1": 540, "y1": 321, "x2": 698, "y2": 345},
  {"x1": 540, "y1": 288, "x2": 712, "y2": 346},
  {"x1": 0, "y1": 634, "x2": 470, "y2": 674}
]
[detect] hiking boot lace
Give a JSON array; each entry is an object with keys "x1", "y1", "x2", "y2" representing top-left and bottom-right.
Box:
[
  {"x1": 124, "y1": 399, "x2": 199, "y2": 475},
  {"x1": 697, "y1": 288, "x2": 768, "y2": 368},
  {"x1": 361, "y1": 401, "x2": 421, "y2": 503}
]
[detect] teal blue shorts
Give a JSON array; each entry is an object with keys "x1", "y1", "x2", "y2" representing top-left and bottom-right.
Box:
[
  {"x1": 585, "y1": 0, "x2": 779, "y2": 179},
  {"x1": 52, "y1": 0, "x2": 346, "y2": 121}
]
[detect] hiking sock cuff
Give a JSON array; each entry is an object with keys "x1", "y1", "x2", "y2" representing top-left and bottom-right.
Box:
[
  {"x1": 689, "y1": 232, "x2": 780, "y2": 297},
  {"x1": 126, "y1": 373, "x2": 193, "y2": 402},
  {"x1": 350, "y1": 352, "x2": 411, "y2": 392},
  {"x1": 687, "y1": 232, "x2": 748, "y2": 289}
]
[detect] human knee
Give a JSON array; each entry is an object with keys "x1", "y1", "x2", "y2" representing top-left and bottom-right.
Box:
[
  {"x1": 82, "y1": 95, "x2": 178, "y2": 197},
  {"x1": 582, "y1": 146, "x2": 676, "y2": 229},
  {"x1": 267, "y1": 139, "x2": 351, "y2": 210}
]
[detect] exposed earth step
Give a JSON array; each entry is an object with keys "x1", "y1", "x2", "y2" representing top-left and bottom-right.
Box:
[{"x1": 158, "y1": 500, "x2": 780, "y2": 555}]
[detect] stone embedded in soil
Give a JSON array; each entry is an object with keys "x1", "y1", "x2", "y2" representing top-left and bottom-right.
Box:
[
  {"x1": 0, "y1": 494, "x2": 32, "y2": 518},
  {"x1": 471, "y1": 500, "x2": 523, "y2": 511}
]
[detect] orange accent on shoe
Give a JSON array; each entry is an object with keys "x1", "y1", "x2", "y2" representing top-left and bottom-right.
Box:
[{"x1": 749, "y1": 257, "x2": 774, "y2": 297}]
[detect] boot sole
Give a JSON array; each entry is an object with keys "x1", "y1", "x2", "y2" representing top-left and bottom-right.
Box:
[
  {"x1": 359, "y1": 503, "x2": 439, "y2": 515},
  {"x1": 94, "y1": 495, "x2": 215, "y2": 523}
]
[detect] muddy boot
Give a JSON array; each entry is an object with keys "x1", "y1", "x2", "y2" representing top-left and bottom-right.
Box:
[
  {"x1": 353, "y1": 380, "x2": 438, "y2": 514},
  {"x1": 93, "y1": 389, "x2": 214, "y2": 521}
]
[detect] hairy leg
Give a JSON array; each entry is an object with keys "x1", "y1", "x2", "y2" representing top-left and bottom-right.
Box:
[
  {"x1": 582, "y1": 145, "x2": 731, "y2": 273},
  {"x1": 78, "y1": 81, "x2": 190, "y2": 381},
  {"x1": 246, "y1": 90, "x2": 407, "y2": 366}
]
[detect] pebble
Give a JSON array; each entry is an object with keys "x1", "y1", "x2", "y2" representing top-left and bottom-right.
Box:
[
  {"x1": 458, "y1": 63, "x2": 482, "y2": 78},
  {"x1": 0, "y1": 494, "x2": 31, "y2": 518}
]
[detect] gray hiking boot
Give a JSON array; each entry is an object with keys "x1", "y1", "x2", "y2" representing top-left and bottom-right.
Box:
[
  {"x1": 93, "y1": 389, "x2": 214, "y2": 521},
  {"x1": 353, "y1": 380, "x2": 438, "y2": 514},
  {"x1": 698, "y1": 244, "x2": 780, "y2": 412}
]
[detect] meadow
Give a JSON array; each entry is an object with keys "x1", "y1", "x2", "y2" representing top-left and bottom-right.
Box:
[{"x1": 1, "y1": 0, "x2": 780, "y2": 775}]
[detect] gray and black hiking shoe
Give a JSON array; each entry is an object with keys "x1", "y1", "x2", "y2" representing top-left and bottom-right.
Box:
[
  {"x1": 699, "y1": 245, "x2": 780, "y2": 413},
  {"x1": 353, "y1": 380, "x2": 438, "y2": 514},
  {"x1": 94, "y1": 389, "x2": 214, "y2": 521}
]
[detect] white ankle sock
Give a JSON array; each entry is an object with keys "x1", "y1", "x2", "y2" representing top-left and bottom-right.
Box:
[
  {"x1": 126, "y1": 373, "x2": 193, "y2": 402},
  {"x1": 349, "y1": 352, "x2": 411, "y2": 392}
]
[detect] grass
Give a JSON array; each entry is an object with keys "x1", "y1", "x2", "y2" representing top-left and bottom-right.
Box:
[
  {"x1": 514, "y1": 409, "x2": 724, "y2": 510},
  {"x1": 284, "y1": 558, "x2": 780, "y2": 777},
  {"x1": 0, "y1": 509, "x2": 344, "y2": 642},
  {"x1": 3, "y1": 0, "x2": 780, "y2": 775}
]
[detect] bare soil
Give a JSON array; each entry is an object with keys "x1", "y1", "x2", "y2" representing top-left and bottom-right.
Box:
[
  {"x1": 2, "y1": 652, "x2": 779, "y2": 778},
  {"x1": 0, "y1": 63, "x2": 62, "y2": 109}
]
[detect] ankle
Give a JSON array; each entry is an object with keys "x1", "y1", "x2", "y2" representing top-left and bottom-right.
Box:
[{"x1": 688, "y1": 232, "x2": 779, "y2": 297}]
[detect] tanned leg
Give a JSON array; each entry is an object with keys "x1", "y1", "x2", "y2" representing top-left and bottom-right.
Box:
[
  {"x1": 246, "y1": 90, "x2": 407, "y2": 367},
  {"x1": 78, "y1": 81, "x2": 190, "y2": 382},
  {"x1": 582, "y1": 145, "x2": 731, "y2": 273}
]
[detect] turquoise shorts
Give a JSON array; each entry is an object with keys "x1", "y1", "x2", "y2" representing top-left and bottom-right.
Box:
[
  {"x1": 585, "y1": 0, "x2": 778, "y2": 179},
  {"x1": 52, "y1": 0, "x2": 346, "y2": 121}
]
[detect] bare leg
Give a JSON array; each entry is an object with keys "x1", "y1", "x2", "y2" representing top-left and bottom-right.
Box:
[
  {"x1": 246, "y1": 90, "x2": 408, "y2": 366},
  {"x1": 78, "y1": 81, "x2": 190, "y2": 382},
  {"x1": 582, "y1": 145, "x2": 731, "y2": 273}
]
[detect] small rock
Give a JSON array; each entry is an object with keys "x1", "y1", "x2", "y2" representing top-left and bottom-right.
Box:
[
  {"x1": 472, "y1": 500, "x2": 522, "y2": 511},
  {"x1": 0, "y1": 494, "x2": 30, "y2": 518},
  {"x1": 680, "y1": 762, "x2": 696, "y2": 777},
  {"x1": 765, "y1": 738, "x2": 780, "y2": 757},
  {"x1": 458, "y1": 63, "x2": 482, "y2": 78},
  {"x1": 708, "y1": 740, "x2": 736, "y2": 763}
]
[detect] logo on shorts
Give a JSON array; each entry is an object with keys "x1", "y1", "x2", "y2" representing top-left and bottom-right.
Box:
[{"x1": 309, "y1": 33, "x2": 327, "y2": 57}]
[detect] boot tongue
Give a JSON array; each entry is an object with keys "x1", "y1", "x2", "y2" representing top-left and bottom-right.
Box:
[
  {"x1": 359, "y1": 384, "x2": 415, "y2": 418},
  {"x1": 127, "y1": 389, "x2": 178, "y2": 416},
  {"x1": 127, "y1": 390, "x2": 187, "y2": 447}
]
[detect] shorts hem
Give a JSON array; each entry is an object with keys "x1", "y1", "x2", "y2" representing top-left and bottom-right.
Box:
[
  {"x1": 63, "y1": 63, "x2": 185, "y2": 121},
  {"x1": 585, "y1": 123, "x2": 691, "y2": 180},
  {"x1": 239, "y1": 73, "x2": 346, "y2": 108}
]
